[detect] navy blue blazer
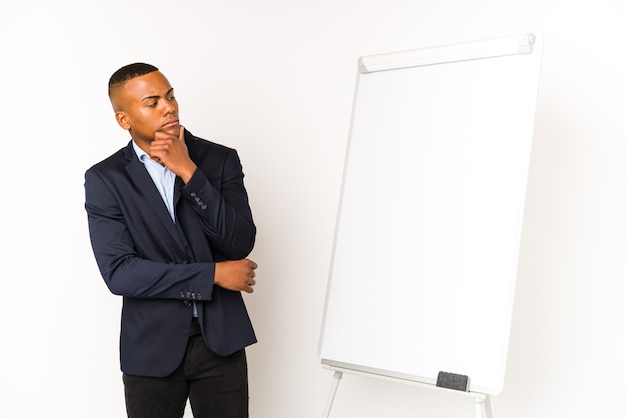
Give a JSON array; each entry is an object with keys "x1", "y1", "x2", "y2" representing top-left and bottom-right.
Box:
[{"x1": 85, "y1": 129, "x2": 257, "y2": 377}]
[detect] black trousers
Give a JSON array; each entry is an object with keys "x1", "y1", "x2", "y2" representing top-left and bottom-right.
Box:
[{"x1": 123, "y1": 323, "x2": 249, "y2": 418}]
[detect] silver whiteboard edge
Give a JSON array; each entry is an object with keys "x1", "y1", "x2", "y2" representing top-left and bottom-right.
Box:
[
  {"x1": 358, "y1": 32, "x2": 537, "y2": 74},
  {"x1": 320, "y1": 361, "x2": 496, "y2": 397},
  {"x1": 316, "y1": 66, "x2": 364, "y2": 358}
]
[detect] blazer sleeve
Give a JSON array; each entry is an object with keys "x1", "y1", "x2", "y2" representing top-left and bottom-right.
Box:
[
  {"x1": 84, "y1": 166, "x2": 217, "y2": 301},
  {"x1": 180, "y1": 146, "x2": 256, "y2": 260}
]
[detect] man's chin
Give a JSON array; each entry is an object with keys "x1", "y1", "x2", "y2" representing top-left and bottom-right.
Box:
[{"x1": 159, "y1": 125, "x2": 181, "y2": 137}]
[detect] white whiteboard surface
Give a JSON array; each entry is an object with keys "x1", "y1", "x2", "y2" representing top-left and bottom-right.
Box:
[{"x1": 319, "y1": 34, "x2": 543, "y2": 396}]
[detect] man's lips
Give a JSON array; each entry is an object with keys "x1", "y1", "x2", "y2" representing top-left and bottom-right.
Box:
[{"x1": 162, "y1": 120, "x2": 179, "y2": 129}]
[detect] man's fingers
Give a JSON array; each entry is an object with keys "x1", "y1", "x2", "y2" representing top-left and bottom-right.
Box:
[
  {"x1": 246, "y1": 259, "x2": 257, "y2": 293},
  {"x1": 247, "y1": 259, "x2": 258, "y2": 270}
]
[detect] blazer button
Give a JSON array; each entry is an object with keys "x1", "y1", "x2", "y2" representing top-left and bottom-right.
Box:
[{"x1": 183, "y1": 300, "x2": 192, "y2": 307}]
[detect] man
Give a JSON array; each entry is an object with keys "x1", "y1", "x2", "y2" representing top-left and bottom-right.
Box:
[{"x1": 84, "y1": 63, "x2": 258, "y2": 418}]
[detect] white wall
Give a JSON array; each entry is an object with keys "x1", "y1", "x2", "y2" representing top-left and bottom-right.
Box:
[{"x1": 1, "y1": 0, "x2": 624, "y2": 417}]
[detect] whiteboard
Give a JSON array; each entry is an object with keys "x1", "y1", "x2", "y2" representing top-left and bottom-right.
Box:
[{"x1": 319, "y1": 34, "x2": 543, "y2": 396}]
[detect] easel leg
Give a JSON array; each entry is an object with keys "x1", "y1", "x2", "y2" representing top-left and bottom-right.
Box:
[
  {"x1": 474, "y1": 395, "x2": 492, "y2": 418},
  {"x1": 322, "y1": 371, "x2": 343, "y2": 418}
]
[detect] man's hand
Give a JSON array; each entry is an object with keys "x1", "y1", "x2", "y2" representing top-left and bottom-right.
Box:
[
  {"x1": 150, "y1": 125, "x2": 197, "y2": 183},
  {"x1": 215, "y1": 259, "x2": 258, "y2": 293}
]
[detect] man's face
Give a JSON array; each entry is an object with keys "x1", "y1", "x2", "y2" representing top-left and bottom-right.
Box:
[{"x1": 113, "y1": 71, "x2": 180, "y2": 148}]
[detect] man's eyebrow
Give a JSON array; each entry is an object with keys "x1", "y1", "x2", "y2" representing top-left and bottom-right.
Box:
[
  {"x1": 141, "y1": 88, "x2": 175, "y2": 102},
  {"x1": 141, "y1": 95, "x2": 159, "y2": 102}
]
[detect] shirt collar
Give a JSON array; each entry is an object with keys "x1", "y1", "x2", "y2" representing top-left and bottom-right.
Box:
[
  {"x1": 132, "y1": 140, "x2": 167, "y2": 170},
  {"x1": 131, "y1": 140, "x2": 150, "y2": 164}
]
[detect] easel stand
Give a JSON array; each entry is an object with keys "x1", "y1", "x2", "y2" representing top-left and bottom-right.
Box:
[{"x1": 322, "y1": 366, "x2": 492, "y2": 418}]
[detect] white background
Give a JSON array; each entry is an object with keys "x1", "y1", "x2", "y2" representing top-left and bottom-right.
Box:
[{"x1": 1, "y1": 0, "x2": 624, "y2": 417}]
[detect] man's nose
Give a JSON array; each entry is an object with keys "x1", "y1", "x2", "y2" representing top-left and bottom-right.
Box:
[{"x1": 163, "y1": 100, "x2": 176, "y2": 113}]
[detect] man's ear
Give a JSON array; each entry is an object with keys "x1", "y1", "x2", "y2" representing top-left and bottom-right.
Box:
[{"x1": 115, "y1": 111, "x2": 131, "y2": 130}]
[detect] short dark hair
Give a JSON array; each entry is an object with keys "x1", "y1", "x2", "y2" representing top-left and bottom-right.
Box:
[{"x1": 108, "y1": 63, "x2": 159, "y2": 97}]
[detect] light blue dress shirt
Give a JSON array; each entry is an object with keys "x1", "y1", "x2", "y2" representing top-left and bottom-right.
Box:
[{"x1": 133, "y1": 141, "x2": 176, "y2": 222}]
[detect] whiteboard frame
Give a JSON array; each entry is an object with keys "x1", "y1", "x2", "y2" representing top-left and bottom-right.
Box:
[{"x1": 319, "y1": 33, "x2": 544, "y2": 397}]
